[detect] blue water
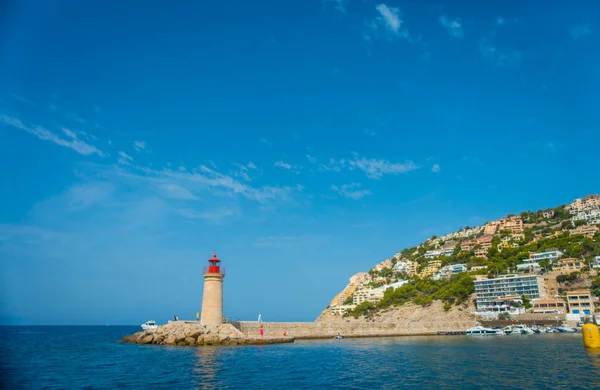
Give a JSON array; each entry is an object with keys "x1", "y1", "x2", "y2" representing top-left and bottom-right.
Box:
[{"x1": 2, "y1": 326, "x2": 600, "y2": 389}]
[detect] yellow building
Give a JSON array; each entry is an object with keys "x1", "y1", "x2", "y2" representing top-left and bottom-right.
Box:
[
  {"x1": 554, "y1": 258, "x2": 585, "y2": 274},
  {"x1": 566, "y1": 290, "x2": 596, "y2": 316},
  {"x1": 420, "y1": 260, "x2": 442, "y2": 278}
]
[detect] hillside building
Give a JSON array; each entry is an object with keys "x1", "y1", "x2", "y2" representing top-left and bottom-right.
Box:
[
  {"x1": 566, "y1": 290, "x2": 596, "y2": 316},
  {"x1": 474, "y1": 274, "x2": 547, "y2": 313}
]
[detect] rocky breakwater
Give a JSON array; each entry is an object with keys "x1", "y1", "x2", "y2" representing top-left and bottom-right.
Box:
[{"x1": 119, "y1": 322, "x2": 294, "y2": 346}]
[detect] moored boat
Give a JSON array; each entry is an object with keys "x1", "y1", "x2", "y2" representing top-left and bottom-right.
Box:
[
  {"x1": 467, "y1": 326, "x2": 503, "y2": 336},
  {"x1": 141, "y1": 320, "x2": 158, "y2": 330}
]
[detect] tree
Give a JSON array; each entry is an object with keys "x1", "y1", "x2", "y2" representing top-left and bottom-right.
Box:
[
  {"x1": 574, "y1": 219, "x2": 587, "y2": 227},
  {"x1": 498, "y1": 312, "x2": 511, "y2": 320},
  {"x1": 521, "y1": 295, "x2": 532, "y2": 309}
]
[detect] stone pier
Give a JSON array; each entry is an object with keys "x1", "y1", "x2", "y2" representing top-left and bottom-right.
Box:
[
  {"x1": 233, "y1": 321, "x2": 478, "y2": 339},
  {"x1": 119, "y1": 321, "x2": 293, "y2": 346}
]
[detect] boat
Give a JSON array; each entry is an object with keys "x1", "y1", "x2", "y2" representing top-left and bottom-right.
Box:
[
  {"x1": 334, "y1": 335, "x2": 344, "y2": 339},
  {"x1": 514, "y1": 325, "x2": 534, "y2": 334},
  {"x1": 502, "y1": 326, "x2": 515, "y2": 335},
  {"x1": 557, "y1": 326, "x2": 577, "y2": 333},
  {"x1": 466, "y1": 326, "x2": 503, "y2": 336},
  {"x1": 141, "y1": 320, "x2": 158, "y2": 330}
]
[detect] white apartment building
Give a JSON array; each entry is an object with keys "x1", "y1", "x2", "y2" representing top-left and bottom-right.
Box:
[
  {"x1": 393, "y1": 260, "x2": 415, "y2": 274},
  {"x1": 474, "y1": 274, "x2": 546, "y2": 313},
  {"x1": 516, "y1": 258, "x2": 541, "y2": 272},
  {"x1": 353, "y1": 288, "x2": 384, "y2": 305},
  {"x1": 330, "y1": 304, "x2": 356, "y2": 316},
  {"x1": 530, "y1": 250, "x2": 563, "y2": 263},
  {"x1": 592, "y1": 256, "x2": 600, "y2": 270}
]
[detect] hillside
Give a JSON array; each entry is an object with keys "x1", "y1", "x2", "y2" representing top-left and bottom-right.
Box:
[{"x1": 320, "y1": 194, "x2": 600, "y2": 322}]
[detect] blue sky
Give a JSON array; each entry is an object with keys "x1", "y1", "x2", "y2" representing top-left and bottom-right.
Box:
[{"x1": 0, "y1": 1, "x2": 598, "y2": 325}]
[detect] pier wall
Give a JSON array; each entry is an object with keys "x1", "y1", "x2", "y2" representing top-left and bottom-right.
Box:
[{"x1": 234, "y1": 321, "x2": 478, "y2": 339}]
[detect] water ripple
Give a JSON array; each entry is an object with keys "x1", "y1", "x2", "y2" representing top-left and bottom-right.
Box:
[{"x1": 1, "y1": 327, "x2": 599, "y2": 389}]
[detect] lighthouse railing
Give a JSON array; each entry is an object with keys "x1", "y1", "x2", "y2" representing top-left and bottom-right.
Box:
[{"x1": 203, "y1": 266, "x2": 226, "y2": 275}]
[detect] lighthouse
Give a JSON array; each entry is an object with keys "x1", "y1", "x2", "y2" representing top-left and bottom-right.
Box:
[{"x1": 201, "y1": 252, "x2": 225, "y2": 325}]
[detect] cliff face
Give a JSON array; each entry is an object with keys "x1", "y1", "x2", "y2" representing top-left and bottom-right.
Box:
[{"x1": 318, "y1": 296, "x2": 477, "y2": 324}]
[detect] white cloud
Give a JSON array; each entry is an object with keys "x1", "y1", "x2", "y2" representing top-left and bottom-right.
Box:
[
  {"x1": 323, "y1": 153, "x2": 418, "y2": 179},
  {"x1": 439, "y1": 15, "x2": 464, "y2": 39},
  {"x1": 231, "y1": 162, "x2": 261, "y2": 182},
  {"x1": 367, "y1": 4, "x2": 419, "y2": 44},
  {"x1": 274, "y1": 161, "x2": 292, "y2": 170},
  {"x1": 125, "y1": 164, "x2": 293, "y2": 204},
  {"x1": 323, "y1": 0, "x2": 346, "y2": 14},
  {"x1": 571, "y1": 24, "x2": 592, "y2": 39},
  {"x1": 133, "y1": 140, "x2": 149, "y2": 152},
  {"x1": 61, "y1": 128, "x2": 77, "y2": 139},
  {"x1": 10, "y1": 94, "x2": 36, "y2": 106},
  {"x1": 274, "y1": 161, "x2": 302, "y2": 174},
  {"x1": 157, "y1": 184, "x2": 199, "y2": 200},
  {"x1": 331, "y1": 183, "x2": 372, "y2": 200},
  {"x1": 66, "y1": 113, "x2": 86, "y2": 124},
  {"x1": 431, "y1": 164, "x2": 441, "y2": 173},
  {"x1": 306, "y1": 154, "x2": 317, "y2": 164},
  {"x1": 0, "y1": 115, "x2": 104, "y2": 156},
  {"x1": 65, "y1": 182, "x2": 115, "y2": 211},
  {"x1": 375, "y1": 4, "x2": 402, "y2": 34},
  {"x1": 260, "y1": 138, "x2": 273, "y2": 147},
  {"x1": 117, "y1": 151, "x2": 133, "y2": 165},
  {"x1": 178, "y1": 207, "x2": 237, "y2": 220}
]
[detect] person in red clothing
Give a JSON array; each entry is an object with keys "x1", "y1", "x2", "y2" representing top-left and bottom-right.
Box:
[{"x1": 259, "y1": 326, "x2": 264, "y2": 337}]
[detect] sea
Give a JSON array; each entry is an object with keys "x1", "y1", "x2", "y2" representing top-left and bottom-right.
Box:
[{"x1": 1, "y1": 326, "x2": 600, "y2": 389}]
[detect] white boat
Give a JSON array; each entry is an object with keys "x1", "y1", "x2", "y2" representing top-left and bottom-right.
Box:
[
  {"x1": 514, "y1": 325, "x2": 534, "y2": 334},
  {"x1": 141, "y1": 320, "x2": 158, "y2": 330},
  {"x1": 466, "y1": 326, "x2": 503, "y2": 336},
  {"x1": 503, "y1": 326, "x2": 516, "y2": 335}
]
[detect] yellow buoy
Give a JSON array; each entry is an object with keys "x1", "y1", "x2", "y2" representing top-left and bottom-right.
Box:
[{"x1": 582, "y1": 322, "x2": 600, "y2": 348}]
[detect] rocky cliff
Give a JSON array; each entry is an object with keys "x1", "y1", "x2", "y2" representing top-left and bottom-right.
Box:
[{"x1": 318, "y1": 296, "x2": 477, "y2": 324}]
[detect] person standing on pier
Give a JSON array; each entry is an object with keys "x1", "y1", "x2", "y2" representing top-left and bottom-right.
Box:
[
  {"x1": 259, "y1": 325, "x2": 264, "y2": 338},
  {"x1": 196, "y1": 312, "x2": 200, "y2": 322}
]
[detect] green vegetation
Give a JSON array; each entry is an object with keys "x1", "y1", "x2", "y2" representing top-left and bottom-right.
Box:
[
  {"x1": 343, "y1": 200, "x2": 600, "y2": 318},
  {"x1": 347, "y1": 302, "x2": 375, "y2": 318},
  {"x1": 498, "y1": 312, "x2": 511, "y2": 320},
  {"x1": 347, "y1": 274, "x2": 475, "y2": 318},
  {"x1": 591, "y1": 277, "x2": 600, "y2": 298}
]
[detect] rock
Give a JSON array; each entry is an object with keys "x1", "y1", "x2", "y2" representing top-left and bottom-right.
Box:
[
  {"x1": 185, "y1": 337, "x2": 197, "y2": 346},
  {"x1": 175, "y1": 333, "x2": 186, "y2": 342},
  {"x1": 218, "y1": 335, "x2": 230, "y2": 342},
  {"x1": 165, "y1": 336, "x2": 176, "y2": 345},
  {"x1": 141, "y1": 335, "x2": 153, "y2": 344}
]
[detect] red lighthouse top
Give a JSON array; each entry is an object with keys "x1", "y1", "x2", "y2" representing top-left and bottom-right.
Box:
[{"x1": 204, "y1": 252, "x2": 225, "y2": 275}]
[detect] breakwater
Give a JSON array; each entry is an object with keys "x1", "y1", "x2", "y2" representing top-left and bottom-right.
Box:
[
  {"x1": 233, "y1": 321, "x2": 478, "y2": 339},
  {"x1": 119, "y1": 321, "x2": 293, "y2": 346}
]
